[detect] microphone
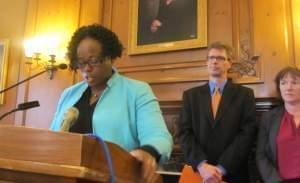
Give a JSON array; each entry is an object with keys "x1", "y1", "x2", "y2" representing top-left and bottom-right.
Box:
[
  {"x1": 55, "y1": 63, "x2": 68, "y2": 70},
  {"x1": 0, "y1": 63, "x2": 68, "y2": 94},
  {"x1": 0, "y1": 100, "x2": 40, "y2": 121},
  {"x1": 60, "y1": 107, "x2": 79, "y2": 132},
  {"x1": 46, "y1": 63, "x2": 68, "y2": 71},
  {"x1": 46, "y1": 63, "x2": 68, "y2": 80},
  {"x1": 17, "y1": 101, "x2": 40, "y2": 110}
]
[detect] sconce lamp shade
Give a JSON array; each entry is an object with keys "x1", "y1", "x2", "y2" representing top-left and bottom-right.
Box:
[{"x1": 23, "y1": 35, "x2": 66, "y2": 61}]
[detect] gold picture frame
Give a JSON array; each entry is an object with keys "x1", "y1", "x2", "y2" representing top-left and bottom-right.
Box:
[
  {"x1": 128, "y1": 0, "x2": 207, "y2": 55},
  {"x1": 0, "y1": 39, "x2": 9, "y2": 105}
]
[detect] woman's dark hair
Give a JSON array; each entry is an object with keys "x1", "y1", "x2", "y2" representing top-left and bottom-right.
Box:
[
  {"x1": 274, "y1": 66, "x2": 300, "y2": 100},
  {"x1": 67, "y1": 24, "x2": 123, "y2": 70}
]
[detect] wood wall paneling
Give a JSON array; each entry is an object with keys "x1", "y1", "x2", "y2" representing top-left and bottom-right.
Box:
[
  {"x1": 291, "y1": 0, "x2": 300, "y2": 68},
  {"x1": 251, "y1": 0, "x2": 295, "y2": 98},
  {"x1": 113, "y1": 0, "x2": 265, "y2": 100},
  {"x1": 79, "y1": 0, "x2": 104, "y2": 26},
  {"x1": 2, "y1": 0, "x2": 298, "y2": 128},
  {"x1": 208, "y1": 0, "x2": 233, "y2": 44},
  {"x1": 16, "y1": 0, "x2": 81, "y2": 128},
  {"x1": 108, "y1": 0, "x2": 209, "y2": 93},
  {"x1": 231, "y1": 0, "x2": 263, "y2": 84},
  {"x1": 14, "y1": 0, "x2": 38, "y2": 125},
  {"x1": 0, "y1": 0, "x2": 28, "y2": 124}
]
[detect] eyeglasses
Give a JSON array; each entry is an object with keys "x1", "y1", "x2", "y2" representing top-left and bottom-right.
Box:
[
  {"x1": 207, "y1": 56, "x2": 227, "y2": 62},
  {"x1": 76, "y1": 56, "x2": 105, "y2": 69}
]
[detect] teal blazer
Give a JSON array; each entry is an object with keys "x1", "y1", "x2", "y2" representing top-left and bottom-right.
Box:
[{"x1": 51, "y1": 70, "x2": 173, "y2": 163}]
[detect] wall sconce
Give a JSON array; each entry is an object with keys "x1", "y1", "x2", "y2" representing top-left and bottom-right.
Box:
[{"x1": 23, "y1": 35, "x2": 67, "y2": 79}]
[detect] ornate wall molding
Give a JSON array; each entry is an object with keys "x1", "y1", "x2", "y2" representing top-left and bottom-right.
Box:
[
  {"x1": 231, "y1": 0, "x2": 263, "y2": 83},
  {"x1": 229, "y1": 40, "x2": 260, "y2": 76}
]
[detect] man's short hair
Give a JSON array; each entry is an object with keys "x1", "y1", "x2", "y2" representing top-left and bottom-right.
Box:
[{"x1": 207, "y1": 42, "x2": 234, "y2": 61}]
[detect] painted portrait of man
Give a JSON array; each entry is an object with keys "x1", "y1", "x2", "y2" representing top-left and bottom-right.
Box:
[{"x1": 137, "y1": 0, "x2": 197, "y2": 45}]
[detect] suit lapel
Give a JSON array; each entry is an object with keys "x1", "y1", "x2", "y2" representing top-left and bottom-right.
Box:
[
  {"x1": 200, "y1": 84, "x2": 214, "y2": 126},
  {"x1": 269, "y1": 107, "x2": 284, "y2": 163},
  {"x1": 214, "y1": 81, "x2": 236, "y2": 123}
]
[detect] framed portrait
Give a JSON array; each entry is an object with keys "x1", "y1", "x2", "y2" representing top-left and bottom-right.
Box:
[
  {"x1": 0, "y1": 39, "x2": 9, "y2": 105},
  {"x1": 128, "y1": 0, "x2": 207, "y2": 55}
]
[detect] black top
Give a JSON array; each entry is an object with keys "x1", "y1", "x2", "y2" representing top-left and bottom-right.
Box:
[
  {"x1": 68, "y1": 87, "x2": 161, "y2": 162},
  {"x1": 69, "y1": 88, "x2": 95, "y2": 133}
]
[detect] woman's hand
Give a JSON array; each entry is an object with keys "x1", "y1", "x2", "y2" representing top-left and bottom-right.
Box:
[{"x1": 130, "y1": 149, "x2": 159, "y2": 183}]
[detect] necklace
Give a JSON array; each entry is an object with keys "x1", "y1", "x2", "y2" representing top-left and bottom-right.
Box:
[
  {"x1": 91, "y1": 88, "x2": 104, "y2": 99},
  {"x1": 92, "y1": 93, "x2": 100, "y2": 98},
  {"x1": 91, "y1": 90, "x2": 103, "y2": 98}
]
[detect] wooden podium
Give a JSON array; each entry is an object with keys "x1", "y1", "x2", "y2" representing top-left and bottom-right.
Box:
[{"x1": 0, "y1": 125, "x2": 159, "y2": 183}]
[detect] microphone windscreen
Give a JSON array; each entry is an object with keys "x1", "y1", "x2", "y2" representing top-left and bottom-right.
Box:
[
  {"x1": 58, "y1": 63, "x2": 68, "y2": 70},
  {"x1": 17, "y1": 101, "x2": 40, "y2": 110},
  {"x1": 60, "y1": 107, "x2": 79, "y2": 132}
]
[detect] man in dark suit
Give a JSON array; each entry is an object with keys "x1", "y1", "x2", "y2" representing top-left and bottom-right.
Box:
[{"x1": 178, "y1": 42, "x2": 257, "y2": 183}]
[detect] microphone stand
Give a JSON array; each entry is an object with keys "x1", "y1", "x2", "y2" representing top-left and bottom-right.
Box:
[
  {"x1": 0, "y1": 109, "x2": 18, "y2": 121},
  {"x1": 0, "y1": 101, "x2": 40, "y2": 121},
  {"x1": 0, "y1": 63, "x2": 66, "y2": 123},
  {"x1": 0, "y1": 64, "x2": 67, "y2": 94},
  {"x1": 0, "y1": 69, "x2": 48, "y2": 94}
]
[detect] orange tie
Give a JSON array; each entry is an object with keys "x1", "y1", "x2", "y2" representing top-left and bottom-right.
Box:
[{"x1": 212, "y1": 86, "x2": 221, "y2": 118}]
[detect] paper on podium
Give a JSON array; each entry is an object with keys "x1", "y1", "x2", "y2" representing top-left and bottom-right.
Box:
[{"x1": 179, "y1": 164, "x2": 203, "y2": 183}]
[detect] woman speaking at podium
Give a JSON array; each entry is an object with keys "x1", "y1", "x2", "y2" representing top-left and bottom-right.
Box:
[{"x1": 50, "y1": 24, "x2": 173, "y2": 183}]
